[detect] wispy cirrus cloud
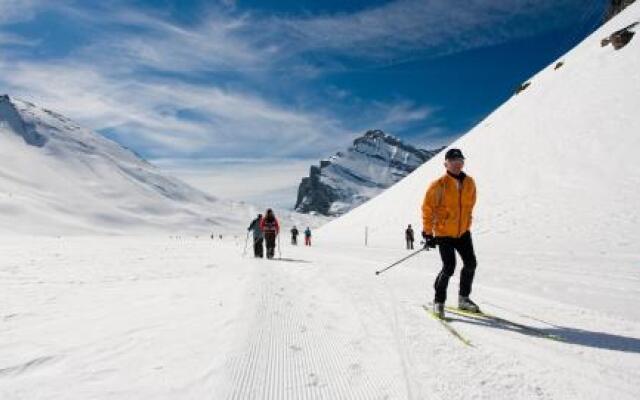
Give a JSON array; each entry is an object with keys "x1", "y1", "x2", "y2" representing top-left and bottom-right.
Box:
[
  {"x1": 0, "y1": 0, "x2": 44, "y2": 24},
  {"x1": 0, "y1": 3, "x2": 344, "y2": 157},
  {"x1": 0, "y1": 0, "x2": 593, "y2": 159},
  {"x1": 375, "y1": 101, "x2": 434, "y2": 126},
  {"x1": 0, "y1": 0, "x2": 47, "y2": 46},
  {"x1": 0, "y1": 58, "x2": 352, "y2": 157},
  {"x1": 9, "y1": 0, "x2": 586, "y2": 76},
  {"x1": 257, "y1": 0, "x2": 588, "y2": 67},
  {"x1": 78, "y1": 8, "x2": 266, "y2": 74},
  {"x1": 0, "y1": 31, "x2": 38, "y2": 46},
  {"x1": 0, "y1": 2, "x2": 442, "y2": 158},
  {"x1": 62, "y1": 0, "x2": 590, "y2": 75}
]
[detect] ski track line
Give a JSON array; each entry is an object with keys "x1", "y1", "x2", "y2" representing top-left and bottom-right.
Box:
[
  {"x1": 224, "y1": 260, "x2": 402, "y2": 399},
  {"x1": 381, "y1": 288, "x2": 416, "y2": 400},
  {"x1": 312, "y1": 257, "x2": 404, "y2": 399},
  {"x1": 0, "y1": 355, "x2": 59, "y2": 377},
  {"x1": 228, "y1": 274, "x2": 269, "y2": 399},
  {"x1": 313, "y1": 248, "x2": 418, "y2": 399},
  {"x1": 311, "y1": 254, "x2": 406, "y2": 399}
]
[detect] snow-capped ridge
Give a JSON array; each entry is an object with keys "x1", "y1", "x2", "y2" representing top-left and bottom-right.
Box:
[
  {"x1": 295, "y1": 129, "x2": 443, "y2": 216},
  {"x1": 0, "y1": 95, "x2": 243, "y2": 234},
  {"x1": 0, "y1": 94, "x2": 48, "y2": 147}
]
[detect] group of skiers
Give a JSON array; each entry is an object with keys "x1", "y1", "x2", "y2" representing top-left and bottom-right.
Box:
[
  {"x1": 247, "y1": 209, "x2": 312, "y2": 259},
  {"x1": 248, "y1": 148, "x2": 479, "y2": 319},
  {"x1": 290, "y1": 225, "x2": 312, "y2": 246}
]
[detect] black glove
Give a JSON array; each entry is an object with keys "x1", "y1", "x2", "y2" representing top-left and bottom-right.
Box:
[{"x1": 422, "y1": 231, "x2": 437, "y2": 248}]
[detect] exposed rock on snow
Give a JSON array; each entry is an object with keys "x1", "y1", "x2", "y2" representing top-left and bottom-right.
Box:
[
  {"x1": 515, "y1": 81, "x2": 531, "y2": 94},
  {"x1": 601, "y1": 21, "x2": 638, "y2": 49},
  {"x1": 605, "y1": 0, "x2": 637, "y2": 21},
  {"x1": 295, "y1": 129, "x2": 443, "y2": 216}
]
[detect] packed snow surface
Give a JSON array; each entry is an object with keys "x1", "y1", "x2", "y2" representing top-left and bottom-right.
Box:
[{"x1": 1, "y1": 236, "x2": 638, "y2": 399}]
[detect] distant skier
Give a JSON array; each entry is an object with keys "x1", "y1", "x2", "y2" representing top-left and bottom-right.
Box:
[
  {"x1": 247, "y1": 214, "x2": 264, "y2": 258},
  {"x1": 304, "y1": 227, "x2": 312, "y2": 246},
  {"x1": 405, "y1": 224, "x2": 415, "y2": 250},
  {"x1": 422, "y1": 148, "x2": 479, "y2": 318},
  {"x1": 291, "y1": 226, "x2": 299, "y2": 245},
  {"x1": 260, "y1": 209, "x2": 280, "y2": 259}
]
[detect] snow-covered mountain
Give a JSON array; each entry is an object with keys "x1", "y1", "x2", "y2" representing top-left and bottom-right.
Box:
[
  {"x1": 318, "y1": 2, "x2": 640, "y2": 256},
  {"x1": 0, "y1": 95, "x2": 253, "y2": 235},
  {"x1": 295, "y1": 129, "x2": 443, "y2": 216}
]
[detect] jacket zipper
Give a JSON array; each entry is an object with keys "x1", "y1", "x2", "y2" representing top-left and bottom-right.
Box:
[{"x1": 457, "y1": 179, "x2": 463, "y2": 237}]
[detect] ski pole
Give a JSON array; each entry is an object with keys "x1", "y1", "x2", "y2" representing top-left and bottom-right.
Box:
[
  {"x1": 242, "y1": 231, "x2": 249, "y2": 256},
  {"x1": 375, "y1": 247, "x2": 429, "y2": 276},
  {"x1": 277, "y1": 233, "x2": 282, "y2": 259}
]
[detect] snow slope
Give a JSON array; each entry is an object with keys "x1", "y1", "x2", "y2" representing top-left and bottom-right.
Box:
[
  {"x1": 0, "y1": 95, "x2": 319, "y2": 235},
  {"x1": 318, "y1": 4, "x2": 640, "y2": 257}
]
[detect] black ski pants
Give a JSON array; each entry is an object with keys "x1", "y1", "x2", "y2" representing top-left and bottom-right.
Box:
[
  {"x1": 264, "y1": 232, "x2": 277, "y2": 258},
  {"x1": 253, "y1": 237, "x2": 264, "y2": 258},
  {"x1": 433, "y1": 231, "x2": 477, "y2": 303}
]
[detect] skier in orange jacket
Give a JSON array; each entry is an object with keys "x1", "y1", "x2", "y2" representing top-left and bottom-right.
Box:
[{"x1": 422, "y1": 148, "x2": 479, "y2": 318}]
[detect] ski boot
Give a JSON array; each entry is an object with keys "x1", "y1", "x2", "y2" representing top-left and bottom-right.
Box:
[
  {"x1": 458, "y1": 296, "x2": 480, "y2": 313},
  {"x1": 433, "y1": 302, "x2": 445, "y2": 319}
]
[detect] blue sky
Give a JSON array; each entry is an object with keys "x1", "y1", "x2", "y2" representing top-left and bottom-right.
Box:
[{"x1": 0, "y1": 0, "x2": 607, "y2": 207}]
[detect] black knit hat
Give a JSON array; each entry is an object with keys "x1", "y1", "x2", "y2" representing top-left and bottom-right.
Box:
[{"x1": 445, "y1": 148, "x2": 465, "y2": 160}]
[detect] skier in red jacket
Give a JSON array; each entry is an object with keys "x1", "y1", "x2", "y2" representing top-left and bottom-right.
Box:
[{"x1": 260, "y1": 208, "x2": 280, "y2": 259}]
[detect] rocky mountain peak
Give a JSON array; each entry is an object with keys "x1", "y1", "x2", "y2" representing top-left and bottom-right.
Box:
[{"x1": 295, "y1": 130, "x2": 443, "y2": 216}]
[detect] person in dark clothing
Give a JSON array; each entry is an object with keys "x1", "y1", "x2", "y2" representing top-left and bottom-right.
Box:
[
  {"x1": 421, "y1": 148, "x2": 479, "y2": 318},
  {"x1": 405, "y1": 224, "x2": 415, "y2": 249},
  {"x1": 291, "y1": 226, "x2": 299, "y2": 245},
  {"x1": 247, "y1": 214, "x2": 264, "y2": 258},
  {"x1": 260, "y1": 209, "x2": 280, "y2": 259},
  {"x1": 304, "y1": 227, "x2": 312, "y2": 246}
]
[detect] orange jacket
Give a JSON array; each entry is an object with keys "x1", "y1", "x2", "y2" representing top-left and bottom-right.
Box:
[{"x1": 422, "y1": 173, "x2": 476, "y2": 238}]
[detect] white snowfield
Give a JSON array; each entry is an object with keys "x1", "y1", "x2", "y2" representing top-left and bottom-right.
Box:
[
  {"x1": 1, "y1": 236, "x2": 638, "y2": 399},
  {"x1": 2, "y1": 4, "x2": 640, "y2": 400},
  {"x1": 0, "y1": 95, "x2": 319, "y2": 235},
  {"x1": 0, "y1": 94, "x2": 246, "y2": 235}
]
